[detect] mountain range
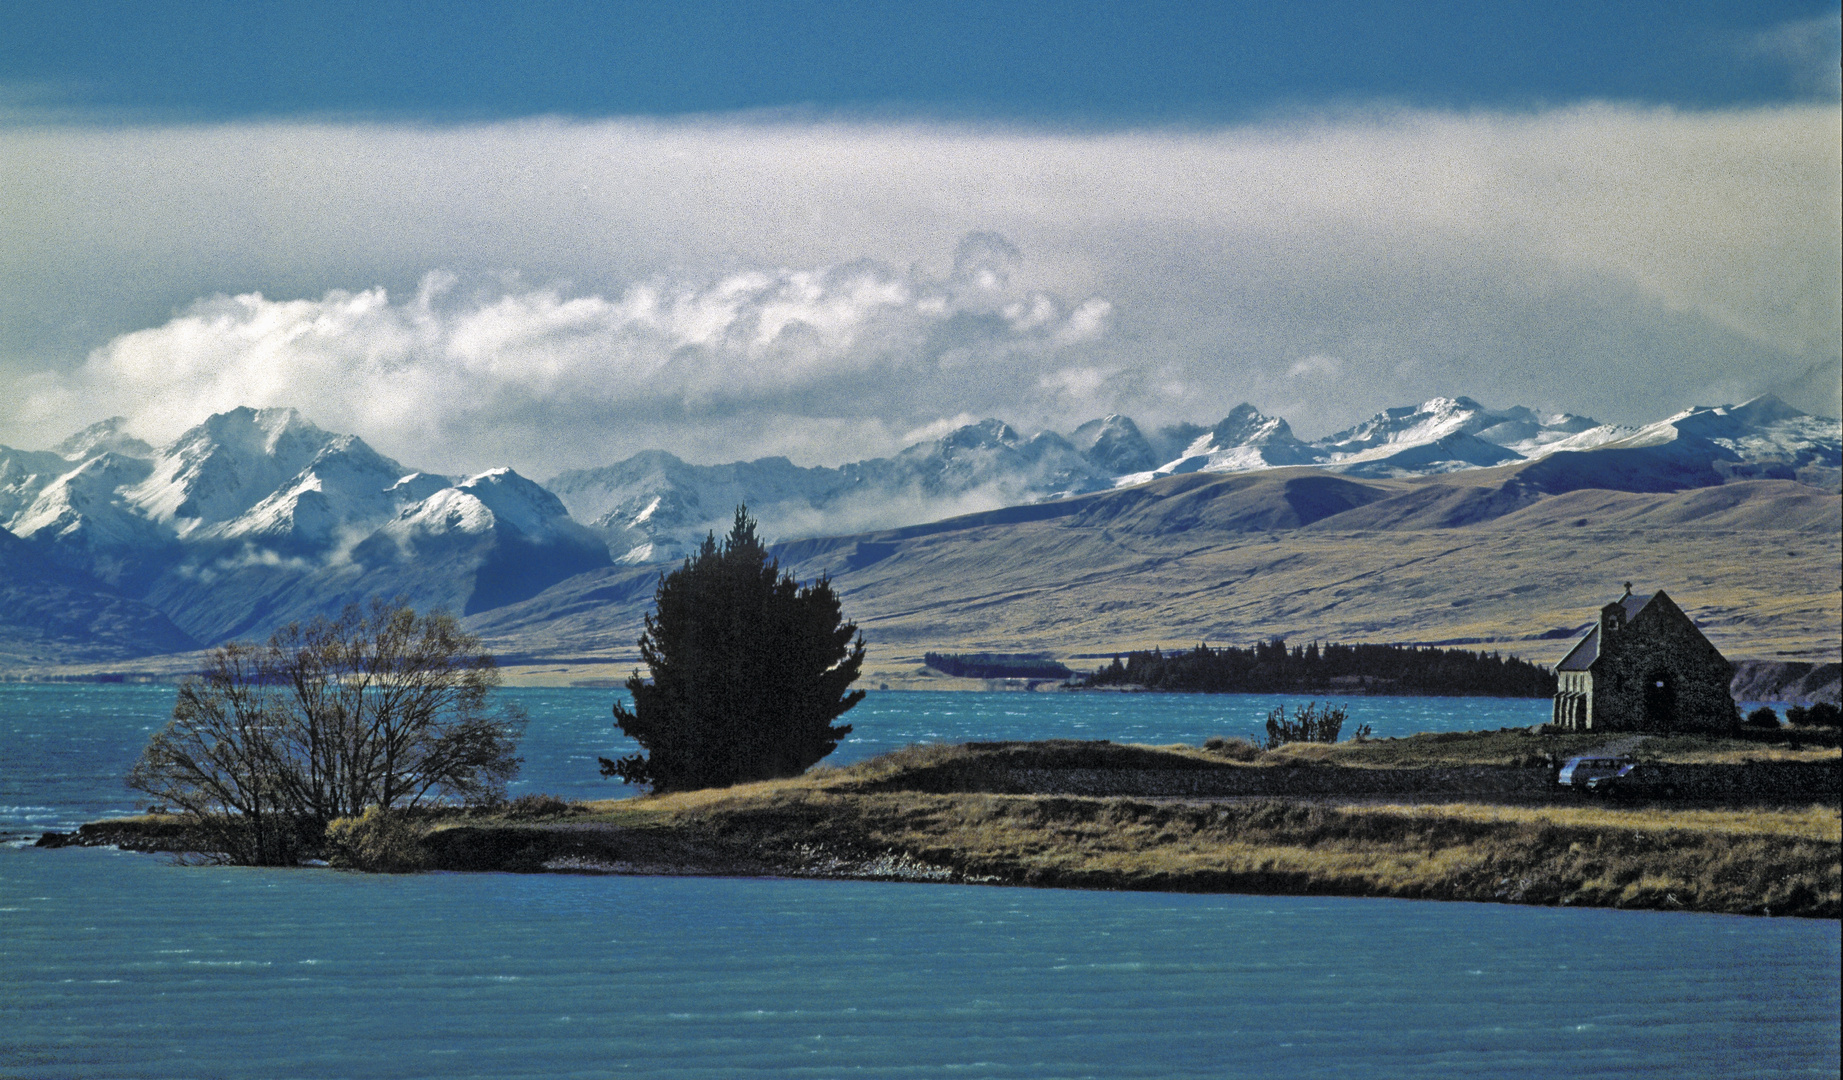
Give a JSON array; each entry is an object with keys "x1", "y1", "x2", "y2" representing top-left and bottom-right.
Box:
[
  {"x1": 1, "y1": 394, "x2": 1837, "y2": 668},
  {"x1": 547, "y1": 394, "x2": 1839, "y2": 564}
]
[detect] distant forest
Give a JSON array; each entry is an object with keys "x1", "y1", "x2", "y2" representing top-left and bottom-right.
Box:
[
  {"x1": 1086, "y1": 639, "x2": 1557, "y2": 698},
  {"x1": 924, "y1": 652, "x2": 1075, "y2": 680}
]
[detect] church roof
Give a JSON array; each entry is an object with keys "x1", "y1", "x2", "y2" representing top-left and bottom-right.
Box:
[
  {"x1": 1556, "y1": 626, "x2": 1600, "y2": 671},
  {"x1": 1556, "y1": 591, "x2": 1672, "y2": 673},
  {"x1": 1616, "y1": 592, "x2": 1657, "y2": 621}
]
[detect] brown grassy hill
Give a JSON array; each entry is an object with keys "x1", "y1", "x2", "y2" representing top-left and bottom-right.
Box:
[{"x1": 456, "y1": 465, "x2": 1839, "y2": 683}]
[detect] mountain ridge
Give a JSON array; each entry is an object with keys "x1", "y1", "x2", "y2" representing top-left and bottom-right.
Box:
[
  {"x1": 548, "y1": 393, "x2": 1839, "y2": 563},
  {"x1": 457, "y1": 468, "x2": 1839, "y2": 676},
  {"x1": 1, "y1": 393, "x2": 1837, "y2": 665}
]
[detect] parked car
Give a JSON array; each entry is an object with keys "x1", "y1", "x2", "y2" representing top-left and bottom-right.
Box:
[
  {"x1": 1557, "y1": 755, "x2": 1633, "y2": 788},
  {"x1": 1582, "y1": 762, "x2": 1681, "y2": 800}
]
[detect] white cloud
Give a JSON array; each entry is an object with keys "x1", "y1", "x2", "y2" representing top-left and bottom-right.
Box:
[
  {"x1": 1742, "y1": 14, "x2": 1843, "y2": 99},
  {"x1": 1038, "y1": 365, "x2": 1114, "y2": 403},
  {"x1": 19, "y1": 254, "x2": 1116, "y2": 475},
  {"x1": 1, "y1": 104, "x2": 1836, "y2": 464},
  {"x1": 1287, "y1": 354, "x2": 1341, "y2": 379},
  {"x1": 897, "y1": 413, "x2": 986, "y2": 445}
]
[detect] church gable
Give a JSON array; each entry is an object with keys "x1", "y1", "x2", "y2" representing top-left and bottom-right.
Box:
[{"x1": 1551, "y1": 586, "x2": 1734, "y2": 733}]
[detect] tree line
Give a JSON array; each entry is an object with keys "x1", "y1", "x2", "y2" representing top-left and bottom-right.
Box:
[
  {"x1": 1086, "y1": 638, "x2": 1556, "y2": 697},
  {"x1": 922, "y1": 653, "x2": 1073, "y2": 680}
]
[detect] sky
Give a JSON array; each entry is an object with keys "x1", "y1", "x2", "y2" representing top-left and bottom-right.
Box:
[{"x1": 1, "y1": 1, "x2": 1838, "y2": 477}]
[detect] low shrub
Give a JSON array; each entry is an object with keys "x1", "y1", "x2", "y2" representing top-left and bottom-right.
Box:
[
  {"x1": 1786, "y1": 703, "x2": 1842, "y2": 729},
  {"x1": 502, "y1": 793, "x2": 575, "y2": 820},
  {"x1": 1746, "y1": 706, "x2": 1781, "y2": 729},
  {"x1": 1202, "y1": 736, "x2": 1262, "y2": 762},
  {"x1": 1264, "y1": 702, "x2": 1349, "y2": 749},
  {"x1": 324, "y1": 807, "x2": 429, "y2": 872}
]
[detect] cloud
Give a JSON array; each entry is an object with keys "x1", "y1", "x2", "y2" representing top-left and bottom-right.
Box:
[
  {"x1": 1741, "y1": 14, "x2": 1843, "y2": 100},
  {"x1": 1287, "y1": 354, "x2": 1341, "y2": 379},
  {"x1": 19, "y1": 250, "x2": 1115, "y2": 475},
  {"x1": 1, "y1": 104, "x2": 1836, "y2": 464}
]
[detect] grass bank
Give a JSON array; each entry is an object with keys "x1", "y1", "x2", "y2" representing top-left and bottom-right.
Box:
[{"x1": 40, "y1": 736, "x2": 1841, "y2": 918}]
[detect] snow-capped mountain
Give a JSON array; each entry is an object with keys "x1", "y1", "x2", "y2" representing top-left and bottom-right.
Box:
[
  {"x1": 0, "y1": 392, "x2": 1834, "y2": 658},
  {"x1": 6, "y1": 451, "x2": 171, "y2": 587},
  {"x1": 1133, "y1": 403, "x2": 1324, "y2": 477},
  {"x1": 122, "y1": 407, "x2": 352, "y2": 538},
  {"x1": 548, "y1": 451, "x2": 845, "y2": 565},
  {"x1": 1317, "y1": 397, "x2": 1602, "y2": 459},
  {"x1": 548, "y1": 419, "x2": 1118, "y2": 564},
  {"x1": 544, "y1": 393, "x2": 1837, "y2": 560},
  {"x1": 1120, "y1": 397, "x2": 1613, "y2": 483},
  {"x1": 0, "y1": 445, "x2": 75, "y2": 525},
  {"x1": 1624, "y1": 395, "x2": 1838, "y2": 473},
  {"x1": 55, "y1": 417, "x2": 153, "y2": 461},
  {"x1": 212, "y1": 434, "x2": 424, "y2": 552},
  {"x1": 0, "y1": 408, "x2": 611, "y2": 645},
  {"x1": 1514, "y1": 396, "x2": 1842, "y2": 493}
]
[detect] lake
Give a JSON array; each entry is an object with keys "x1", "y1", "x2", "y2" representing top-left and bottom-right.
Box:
[
  {"x1": 2, "y1": 683, "x2": 1556, "y2": 833},
  {"x1": 2, "y1": 683, "x2": 1837, "y2": 1078}
]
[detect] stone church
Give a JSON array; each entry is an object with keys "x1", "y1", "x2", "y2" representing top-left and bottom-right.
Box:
[{"x1": 1551, "y1": 585, "x2": 1735, "y2": 733}]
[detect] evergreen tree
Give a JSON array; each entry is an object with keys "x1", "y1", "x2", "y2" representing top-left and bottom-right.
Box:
[{"x1": 600, "y1": 507, "x2": 866, "y2": 791}]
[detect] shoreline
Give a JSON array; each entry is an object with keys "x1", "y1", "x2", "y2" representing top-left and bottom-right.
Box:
[
  {"x1": 35, "y1": 735, "x2": 1842, "y2": 920},
  {"x1": 36, "y1": 793, "x2": 1842, "y2": 919},
  {"x1": 5, "y1": 657, "x2": 1840, "y2": 702}
]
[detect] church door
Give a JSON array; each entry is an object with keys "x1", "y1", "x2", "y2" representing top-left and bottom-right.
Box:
[{"x1": 1644, "y1": 670, "x2": 1676, "y2": 730}]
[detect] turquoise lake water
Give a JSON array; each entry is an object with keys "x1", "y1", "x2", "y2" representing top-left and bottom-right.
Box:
[
  {"x1": 2, "y1": 684, "x2": 1556, "y2": 834},
  {"x1": 2, "y1": 684, "x2": 1837, "y2": 1078}
]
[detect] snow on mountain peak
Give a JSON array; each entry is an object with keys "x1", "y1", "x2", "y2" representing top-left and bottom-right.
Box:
[
  {"x1": 1071, "y1": 414, "x2": 1159, "y2": 475},
  {"x1": 211, "y1": 434, "x2": 412, "y2": 548},
  {"x1": 1615, "y1": 395, "x2": 1840, "y2": 473},
  {"x1": 124, "y1": 407, "x2": 341, "y2": 534},
  {"x1": 936, "y1": 418, "x2": 1020, "y2": 451},
  {"x1": 1725, "y1": 393, "x2": 1808, "y2": 426},
  {"x1": 393, "y1": 486, "x2": 499, "y2": 536},
  {"x1": 1121, "y1": 403, "x2": 1323, "y2": 482},
  {"x1": 453, "y1": 468, "x2": 579, "y2": 540},
  {"x1": 55, "y1": 417, "x2": 153, "y2": 461},
  {"x1": 1210, "y1": 403, "x2": 1301, "y2": 448},
  {"x1": 388, "y1": 472, "x2": 453, "y2": 502},
  {"x1": 7, "y1": 451, "x2": 157, "y2": 549}
]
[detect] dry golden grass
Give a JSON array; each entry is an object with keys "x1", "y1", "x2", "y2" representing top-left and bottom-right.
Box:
[
  {"x1": 1258, "y1": 729, "x2": 1840, "y2": 767},
  {"x1": 1640, "y1": 743, "x2": 1841, "y2": 764},
  {"x1": 1343, "y1": 801, "x2": 1842, "y2": 842},
  {"x1": 664, "y1": 787, "x2": 1840, "y2": 916},
  {"x1": 59, "y1": 733, "x2": 1837, "y2": 917},
  {"x1": 120, "y1": 736, "x2": 1789, "y2": 917},
  {"x1": 506, "y1": 738, "x2": 1840, "y2": 916}
]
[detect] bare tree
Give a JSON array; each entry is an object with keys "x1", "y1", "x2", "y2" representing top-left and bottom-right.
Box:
[
  {"x1": 128, "y1": 643, "x2": 307, "y2": 864},
  {"x1": 129, "y1": 601, "x2": 524, "y2": 865}
]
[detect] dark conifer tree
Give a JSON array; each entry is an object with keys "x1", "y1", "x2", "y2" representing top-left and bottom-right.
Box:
[
  {"x1": 599, "y1": 507, "x2": 866, "y2": 791},
  {"x1": 1086, "y1": 636, "x2": 1555, "y2": 697}
]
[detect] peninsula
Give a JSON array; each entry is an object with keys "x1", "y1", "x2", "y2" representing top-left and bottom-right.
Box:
[{"x1": 43, "y1": 729, "x2": 1842, "y2": 919}]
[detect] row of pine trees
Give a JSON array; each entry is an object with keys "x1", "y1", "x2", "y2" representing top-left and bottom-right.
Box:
[{"x1": 1087, "y1": 639, "x2": 1556, "y2": 697}]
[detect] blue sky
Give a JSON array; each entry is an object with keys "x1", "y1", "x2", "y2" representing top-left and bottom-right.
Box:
[
  {"x1": 5, "y1": 1, "x2": 1835, "y2": 118},
  {"x1": 1, "y1": 3, "x2": 1837, "y2": 475}
]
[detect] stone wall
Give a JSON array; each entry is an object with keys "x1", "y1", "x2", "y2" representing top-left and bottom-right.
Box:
[
  {"x1": 906, "y1": 761, "x2": 1841, "y2": 803},
  {"x1": 1591, "y1": 592, "x2": 1734, "y2": 732}
]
